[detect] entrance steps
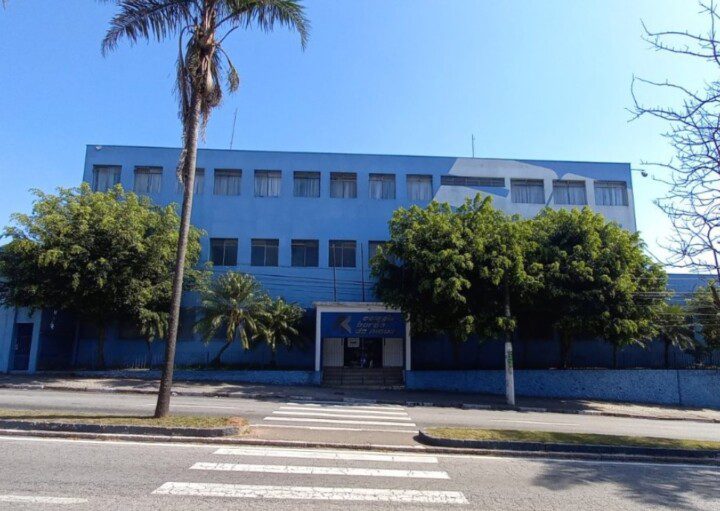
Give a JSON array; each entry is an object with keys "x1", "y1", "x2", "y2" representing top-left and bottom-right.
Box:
[{"x1": 322, "y1": 367, "x2": 404, "y2": 388}]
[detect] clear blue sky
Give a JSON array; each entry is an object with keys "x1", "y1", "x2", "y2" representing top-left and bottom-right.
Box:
[{"x1": 0, "y1": 1, "x2": 712, "y2": 266}]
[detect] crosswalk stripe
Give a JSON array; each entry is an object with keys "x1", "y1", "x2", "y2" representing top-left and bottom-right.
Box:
[
  {"x1": 285, "y1": 402, "x2": 405, "y2": 411},
  {"x1": 279, "y1": 406, "x2": 410, "y2": 417},
  {"x1": 153, "y1": 482, "x2": 468, "y2": 504},
  {"x1": 271, "y1": 410, "x2": 413, "y2": 421},
  {"x1": 264, "y1": 417, "x2": 417, "y2": 427},
  {"x1": 191, "y1": 462, "x2": 450, "y2": 479},
  {"x1": 250, "y1": 423, "x2": 419, "y2": 433},
  {"x1": 0, "y1": 495, "x2": 88, "y2": 504},
  {"x1": 213, "y1": 447, "x2": 438, "y2": 463}
]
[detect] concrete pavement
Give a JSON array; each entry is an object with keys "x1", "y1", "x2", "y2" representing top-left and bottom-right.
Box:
[
  {"x1": 1, "y1": 388, "x2": 720, "y2": 447},
  {"x1": 0, "y1": 434, "x2": 718, "y2": 510},
  {"x1": 2, "y1": 373, "x2": 719, "y2": 422}
]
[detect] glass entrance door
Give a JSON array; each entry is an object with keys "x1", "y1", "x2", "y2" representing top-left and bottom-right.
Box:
[{"x1": 343, "y1": 337, "x2": 382, "y2": 368}]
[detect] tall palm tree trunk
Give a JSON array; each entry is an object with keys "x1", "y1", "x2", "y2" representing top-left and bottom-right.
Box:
[{"x1": 155, "y1": 93, "x2": 201, "y2": 418}]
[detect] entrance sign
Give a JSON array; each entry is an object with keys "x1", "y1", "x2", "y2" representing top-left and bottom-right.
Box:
[{"x1": 321, "y1": 312, "x2": 406, "y2": 338}]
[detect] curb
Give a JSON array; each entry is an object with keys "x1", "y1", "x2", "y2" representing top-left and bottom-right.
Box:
[
  {"x1": 0, "y1": 427, "x2": 718, "y2": 466},
  {"x1": 2, "y1": 382, "x2": 719, "y2": 424},
  {"x1": 0, "y1": 419, "x2": 238, "y2": 438},
  {"x1": 416, "y1": 430, "x2": 720, "y2": 465}
]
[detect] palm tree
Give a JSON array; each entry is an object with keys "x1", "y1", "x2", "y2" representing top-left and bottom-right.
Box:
[
  {"x1": 257, "y1": 298, "x2": 303, "y2": 366},
  {"x1": 195, "y1": 272, "x2": 270, "y2": 367},
  {"x1": 102, "y1": 0, "x2": 309, "y2": 417}
]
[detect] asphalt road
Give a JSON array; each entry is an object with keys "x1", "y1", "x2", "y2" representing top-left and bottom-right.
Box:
[
  {"x1": 0, "y1": 434, "x2": 718, "y2": 510},
  {"x1": 0, "y1": 388, "x2": 718, "y2": 444}
]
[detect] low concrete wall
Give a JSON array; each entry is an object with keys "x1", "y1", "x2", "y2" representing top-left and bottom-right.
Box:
[
  {"x1": 405, "y1": 369, "x2": 720, "y2": 409},
  {"x1": 77, "y1": 369, "x2": 322, "y2": 387}
]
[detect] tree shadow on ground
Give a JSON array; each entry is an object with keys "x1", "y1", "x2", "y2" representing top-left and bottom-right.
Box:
[{"x1": 532, "y1": 459, "x2": 720, "y2": 510}]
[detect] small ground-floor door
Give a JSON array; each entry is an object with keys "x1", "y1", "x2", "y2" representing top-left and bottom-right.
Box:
[
  {"x1": 12, "y1": 323, "x2": 33, "y2": 371},
  {"x1": 344, "y1": 337, "x2": 382, "y2": 368}
]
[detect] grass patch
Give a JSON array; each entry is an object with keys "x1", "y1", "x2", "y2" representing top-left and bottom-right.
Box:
[
  {"x1": 0, "y1": 408, "x2": 246, "y2": 430},
  {"x1": 426, "y1": 427, "x2": 720, "y2": 451}
]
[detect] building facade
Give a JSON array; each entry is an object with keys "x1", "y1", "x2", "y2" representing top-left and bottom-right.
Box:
[{"x1": 2, "y1": 145, "x2": 641, "y2": 378}]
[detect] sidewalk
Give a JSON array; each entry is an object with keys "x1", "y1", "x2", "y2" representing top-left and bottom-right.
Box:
[{"x1": 1, "y1": 372, "x2": 719, "y2": 423}]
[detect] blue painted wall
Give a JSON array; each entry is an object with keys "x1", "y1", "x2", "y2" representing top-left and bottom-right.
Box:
[{"x1": 405, "y1": 369, "x2": 720, "y2": 408}]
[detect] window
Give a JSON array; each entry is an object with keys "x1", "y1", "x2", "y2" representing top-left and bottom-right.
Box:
[
  {"x1": 176, "y1": 168, "x2": 204, "y2": 195},
  {"x1": 213, "y1": 169, "x2": 242, "y2": 196},
  {"x1": 92, "y1": 165, "x2": 121, "y2": 192},
  {"x1": 511, "y1": 179, "x2": 545, "y2": 204},
  {"x1": 251, "y1": 239, "x2": 279, "y2": 266},
  {"x1": 440, "y1": 176, "x2": 504, "y2": 187},
  {"x1": 210, "y1": 238, "x2": 238, "y2": 266},
  {"x1": 330, "y1": 172, "x2": 357, "y2": 198},
  {"x1": 553, "y1": 180, "x2": 587, "y2": 205},
  {"x1": 369, "y1": 173, "x2": 396, "y2": 199},
  {"x1": 368, "y1": 241, "x2": 387, "y2": 262},
  {"x1": 594, "y1": 180, "x2": 628, "y2": 206},
  {"x1": 329, "y1": 240, "x2": 356, "y2": 267},
  {"x1": 291, "y1": 239, "x2": 319, "y2": 267},
  {"x1": 254, "y1": 170, "x2": 282, "y2": 197},
  {"x1": 294, "y1": 171, "x2": 320, "y2": 197},
  {"x1": 134, "y1": 166, "x2": 163, "y2": 194},
  {"x1": 407, "y1": 174, "x2": 433, "y2": 201}
]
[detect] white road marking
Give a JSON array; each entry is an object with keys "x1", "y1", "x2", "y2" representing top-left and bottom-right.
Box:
[
  {"x1": 285, "y1": 402, "x2": 405, "y2": 411},
  {"x1": 264, "y1": 417, "x2": 417, "y2": 427},
  {"x1": 153, "y1": 482, "x2": 468, "y2": 504},
  {"x1": 490, "y1": 419, "x2": 579, "y2": 426},
  {"x1": 250, "y1": 423, "x2": 419, "y2": 433},
  {"x1": 0, "y1": 495, "x2": 88, "y2": 504},
  {"x1": 279, "y1": 406, "x2": 409, "y2": 417},
  {"x1": 214, "y1": 447, "x2": 438, "y2": 463},
  {"x1": 191, "y1": 462, "x2": 449, "y2": 479},
  {"x1": 272, "y1": 410, "x2": 413, "y2": 421}
]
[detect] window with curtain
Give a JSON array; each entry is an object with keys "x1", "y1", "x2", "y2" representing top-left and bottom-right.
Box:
[
  {"x1": 213, "y1": 169, "x2": 242, "y2": 196},
  {"x1": 330, "y1": 172, "x2": 357, "y2": 198},
  {"x1": 329, "y1": 240, "x2": 356, "y2": 267},
  {"x1": 251, "y1": 239, "x2": 279, "y2": 266},
  {"x1": 133, "y1": 166, "x2": 163, "y2": 194},
  {"x1": 291, "y1": 239, "x2": 319, "y2": 267},
  {"x1": 511, "y1": 179, "x2": 545, "y2": 204},
  {"x1": 553, "y1": 180, "x2": 587, "y2": 205},
  {"x1": 594, "y1": 181, "x2": 628, "y2": 206},
  {"x1": 176, "y1": 168, "x2": 205, "y2": 195},
  {"x1": 407, "y1": 174, "x2": 433, "y2": 201},
  {"x1": 440, "y1": 176, "x2": 504, "y2": 187},
  {"x1": 369, "y1": 173, "x2": 396, "y2": 199},
  {"x1": 254, "y1": 170, "x2": 282, "y2": 197},
  {"x1": 92, "y1": 165, "x2": 121, "y2": 192},
  {"x1": 293, "y1": 171, "x2": 320, "y2": 197},
  {"x1": 210, "y1": 238, "x2": 238, "y2": 266}
]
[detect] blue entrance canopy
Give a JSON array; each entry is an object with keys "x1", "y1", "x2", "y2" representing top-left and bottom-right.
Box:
[{"x1": 321, "y1": 312, "x2": 405, "y2": 338}]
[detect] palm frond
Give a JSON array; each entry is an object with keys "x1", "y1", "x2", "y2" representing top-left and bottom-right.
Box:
[
  {"x1": 101, "y1": 0, "x2": 196, "y2": 56},
  {"x1": 220, "y1": 0, "x2": 310, "y2": 49}
]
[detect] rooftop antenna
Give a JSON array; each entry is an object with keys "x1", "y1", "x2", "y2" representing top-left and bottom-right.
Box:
[
  {"x1": 229, "y1": 108, "x2": 238, "y2": 149},
  {"x1": 471, "y1": 134, "x2": 475, "y2": 158}
]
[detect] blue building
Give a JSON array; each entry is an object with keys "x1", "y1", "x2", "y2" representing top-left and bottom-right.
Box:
[{"x1": 0, "y1": 145, "x2": 651, "y2": 380}]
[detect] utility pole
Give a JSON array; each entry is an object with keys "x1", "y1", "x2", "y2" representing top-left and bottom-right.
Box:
[
  {"x1": 471, "y1": 134, "x2": 475, "y2": 158},
  {"x1": 504, "y1": 281, "x2": 516, "y2": 406}
]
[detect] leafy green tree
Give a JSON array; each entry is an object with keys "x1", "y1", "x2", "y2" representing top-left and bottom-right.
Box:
[
  {"x1": 0, "y1": 184, "x2": 202, "y2": 368},
  {"x1": 371, "y1": 200, "x2": 475, "y2": 352},
  {"x1": 654, "y1": 302, "x2": 695, "y2": 368},
  {"x1": 195, "y1": 271, "x2": 270, "y2": 367},
  {"x1": 373, "y1": 197, "x2": 539, "y2": 342},
  {"x1": 102, "y1": 0, "x2": 309, "y2": 417},
  {"x1": 531, "y1": 208, "x2": 668, "y2": 368},
  {"x1": 257, "y1": 298, "x2": 304, "y2": 366},
  {"x1": 688, "y1": 283, "x2": 720, "y2": 350}
]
